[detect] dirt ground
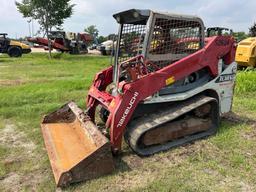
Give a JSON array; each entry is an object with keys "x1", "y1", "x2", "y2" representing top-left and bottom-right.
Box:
[{"x1": 0, "y1": 122, "x2": 43, "y2": 191}]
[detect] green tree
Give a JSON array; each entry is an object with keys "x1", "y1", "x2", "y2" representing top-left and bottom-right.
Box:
[
  {"x1": 84, "y1": 25, "x2": 99, "y2": 37},
  {"x1": 249, "y1": 22, "x2": 256, "y2": 37},
  {"x1": 16, "y1": 0, "x2": 75, "y2": 58},
  {"x1": 233, "y1": 32, "x2": 248, "y2": 42}
]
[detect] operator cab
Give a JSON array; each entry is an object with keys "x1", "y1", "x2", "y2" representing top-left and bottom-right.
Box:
[
  {"x1": 0, "y1": 33, "x2": 8, "y2": 39},
  {"x1": 113, "y1": 9, "x2": 204, "y2": 64},
  {"x1": 0, "y1": 33, "x2": 10, "y2": 51},
  {"x1": 112, "y1": 9, "x2": 206, "y2": 94}
]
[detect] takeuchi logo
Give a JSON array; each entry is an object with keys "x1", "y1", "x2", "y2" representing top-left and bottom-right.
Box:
[{"x1": 117, "y1": 92, "x2": 139, "y2": 127}]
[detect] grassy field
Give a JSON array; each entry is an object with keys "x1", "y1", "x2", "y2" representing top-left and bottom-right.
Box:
[{"x1": 0, "y1": 53, "x2": 256, "y2": 192}]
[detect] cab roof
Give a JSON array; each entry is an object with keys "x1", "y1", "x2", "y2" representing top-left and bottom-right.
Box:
[{"x1": 113, "y1": 9, "x2": 202, "y2": 25}]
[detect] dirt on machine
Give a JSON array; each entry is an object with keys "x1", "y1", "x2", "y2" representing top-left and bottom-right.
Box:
[
  {"x1": 41, "y1": 102, "x2": 114, "y2": 186},
  {"x1": 41, "y1": 9, "x2": 237, "y2": 187}
]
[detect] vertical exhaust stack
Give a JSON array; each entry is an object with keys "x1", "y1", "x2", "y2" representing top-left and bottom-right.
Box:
[{"x1": 41, "y1": 102, "x2": 114, "y2": 187}]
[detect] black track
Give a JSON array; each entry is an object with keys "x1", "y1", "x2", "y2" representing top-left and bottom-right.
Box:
[{"x1": 124, "y1": 95, "x2": 219, "y2": 156}]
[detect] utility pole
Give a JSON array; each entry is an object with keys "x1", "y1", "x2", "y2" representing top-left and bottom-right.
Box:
[
  {"x1": 32, "y1": 19, "x2": 34, "y2": 37},
  {"x1": 28, "y1": 20, "x2": 31, "y2": 37}
]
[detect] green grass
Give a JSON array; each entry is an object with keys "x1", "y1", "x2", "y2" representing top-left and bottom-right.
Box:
[{"x1": 0, "y1": 53, "x2": 256, "y2": 191}]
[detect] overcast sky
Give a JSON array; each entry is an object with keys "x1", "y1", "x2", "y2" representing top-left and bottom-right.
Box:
[{"x1": 1, "y1": 0, "x2": 256, "y2": 38}]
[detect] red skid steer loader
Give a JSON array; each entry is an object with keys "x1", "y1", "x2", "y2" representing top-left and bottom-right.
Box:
[{"x1": 41, "y1": 9, "x2": 237, "y2": 187}]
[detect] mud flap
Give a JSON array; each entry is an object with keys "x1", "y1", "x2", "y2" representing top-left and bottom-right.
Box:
[{"x1": 41, "y1": 102, "x2": 114, "y2": 187}]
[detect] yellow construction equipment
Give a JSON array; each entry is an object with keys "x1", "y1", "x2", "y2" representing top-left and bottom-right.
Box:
[
  {"x1": 235, "y1": 37, "x2": 256, "y2": 68},
  {"x1": 0, "y1": 33, "x2": 31, "y2": 57}
]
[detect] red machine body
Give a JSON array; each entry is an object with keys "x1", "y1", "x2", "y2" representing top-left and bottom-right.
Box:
[
  {"x1": 28, "y1": 31, "x2": 93, "y2": 53},
  {"x1": 28, "y1": 37, "x2": 69, "y2": 51},
  {"x1": 86, "y1": 35, "x2": 236, "y2": 152}
]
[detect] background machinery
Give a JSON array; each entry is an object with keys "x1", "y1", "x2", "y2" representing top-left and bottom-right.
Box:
[
  {"x1": 40, "y1": 9, "x2": 237, "y2": 187},
  {"x1": 206, "y1": 27, "x2": 233, "y2": 37},
  {"x1": 235, "y1": 37, "x2": 256, "y2": 68},
  {"x1": 28, "y1": 31, "x2": 93, "y2": 54},
  {"x1": 97, "y1": 39, "x2": 115, "y2": 55},
  {"x1": 0, "y1": 33, "x2": 31, "y2": 57}
]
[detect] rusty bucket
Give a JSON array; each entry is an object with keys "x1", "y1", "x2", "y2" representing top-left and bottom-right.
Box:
[{"x1": 41, "y1": 102, "x2": 114, "y2": 187}]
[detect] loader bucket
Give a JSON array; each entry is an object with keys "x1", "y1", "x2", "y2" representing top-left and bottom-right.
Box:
[{"x1": 41, "y1": 102, "x2": 114, "y2": 187}]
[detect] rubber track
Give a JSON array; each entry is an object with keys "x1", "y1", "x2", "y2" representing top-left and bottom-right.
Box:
[{"x1": 124, "y1": 95, "x2": 219, "y2": 156}]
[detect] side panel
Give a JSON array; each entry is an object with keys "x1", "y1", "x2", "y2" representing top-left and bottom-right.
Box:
[{"x1": 144, "y1": 62, "x2": 237, "y2": 114}]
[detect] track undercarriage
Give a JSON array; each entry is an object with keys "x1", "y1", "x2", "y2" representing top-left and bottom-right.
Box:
[{"x1": 124, "y1": 95, "x2": 219, "y2": 156}]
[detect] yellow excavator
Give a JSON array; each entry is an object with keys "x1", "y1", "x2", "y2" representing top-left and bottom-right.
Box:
[
  {"x1": 235, "y1": 37, "x2": 256, "y2": 68},
  {"x1": 0, "y1": 33, "x2": 31, "y2": 57}
]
